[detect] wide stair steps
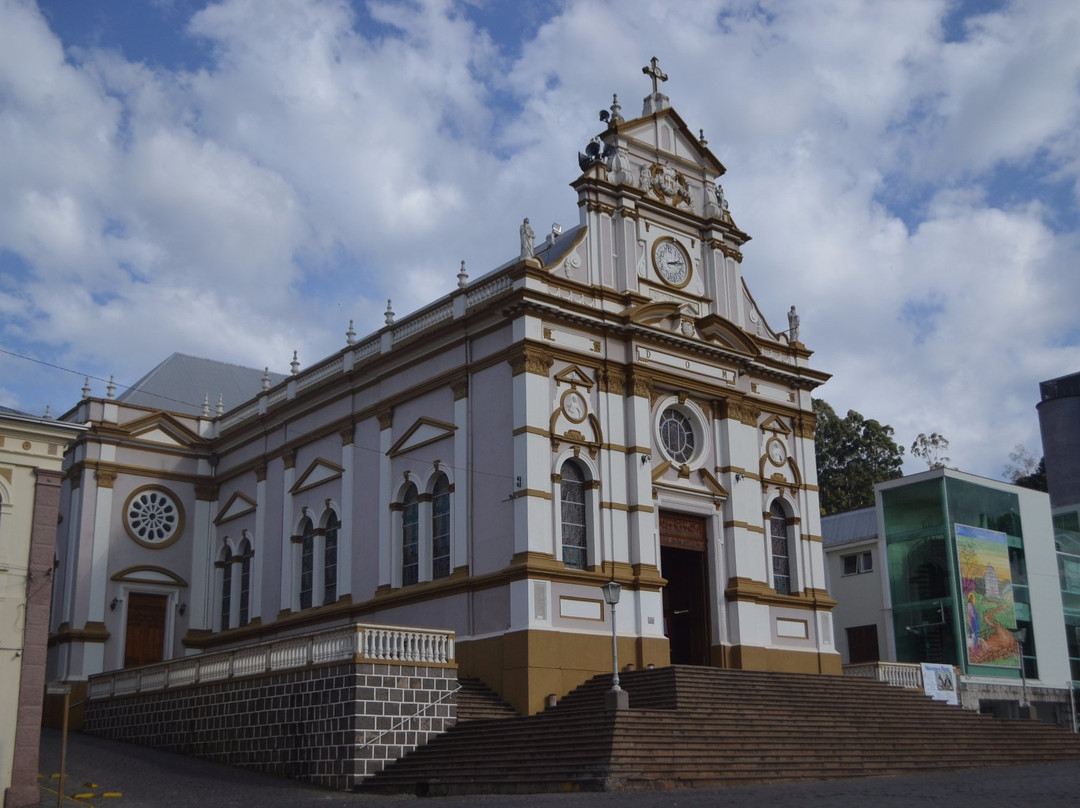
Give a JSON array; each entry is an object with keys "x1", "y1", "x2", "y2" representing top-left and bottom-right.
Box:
[
  {"x1": 363, "y1": 666, "x2": 1080, "y2": 795},
  {"x1": 455, "y1": 677, "x2": 519, "y2": 723}
]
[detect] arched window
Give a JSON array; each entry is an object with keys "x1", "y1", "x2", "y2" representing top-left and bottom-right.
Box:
[
  {"x1": 299, "y1": 516, "x2": 314, "y2": 610},
  {"x1": 770, "y1": 501, "x2": 792, "y2": 595},
  {"x1": 431, "y1": 474, "x2": 451, "y2": 580},
  {"x1": 323, "y1": 512, "x2": 339, "y2": 605},
  {"x1": 220, "y1": 545, "x2": 233, "y2": 631},
  {"x1": 560, "y1": 460, "x2": 587, "y2": 569},
  {"x1": 238, "y1": 537, "x2": 252, "y2": 628},
  {"x1": 401, "y1": 484, "x2": 419, "y2": 586}
]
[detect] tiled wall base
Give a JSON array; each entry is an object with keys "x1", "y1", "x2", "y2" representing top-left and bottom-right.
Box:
[{"x1": 83, "y1": 662, "x2": 457, "y2": 790}]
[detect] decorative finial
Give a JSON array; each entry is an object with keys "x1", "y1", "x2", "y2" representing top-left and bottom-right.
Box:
[
  {"x1": 44, "y1": 404, "x2": 52, "y2": 420},
  {"x1": 384, "y1": 300, "x2": 395, "y2": 326},
  {"x1": 261, "y1": 368, "x2": 271, "y2": 391},
  {"x1": 217, "y1": 393, "x2": 224, "y2": 415},
  {"x1": 457, "y1": 260, "x2": 468, "y2": 289},
  {"x1": 290, "y1": 350, "x2": 300, "y2": 375},
  {"x1": 81, "y1": 377, "x2": 91, "y2": 399},
  {"x1": 106, "y1": 375, "x2": 116, "y2": 399},
  {"x1": 346, "y1": 320, "x2": 356, "y2": 345},
  {"x1": 699, "y1": 129, "x2": 707, "y2": 146},
  {"x1": 202, "y1": 394, "x2": 211, "y2": 417},
  {"x1": 610, "y1": 93, "x2": 623, "y2": 124}
]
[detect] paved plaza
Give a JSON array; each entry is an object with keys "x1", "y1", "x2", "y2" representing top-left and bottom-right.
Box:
[{"x1": 33, "y1": 728, "x2": 1080, "y2": 807}]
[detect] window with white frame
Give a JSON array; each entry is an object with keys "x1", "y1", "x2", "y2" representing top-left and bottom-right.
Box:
[
  {"x1": 238, "y1": 536, "x2": 252, "y2": 627},
  {"x1": 431, "y1": 474, "x2": 451, "y2": 580},
  {"x1": 770, "y1": 500, "x2": 793, "y2": 595},
  {"x1": 298, "y1": 516, "x2": 315, "y2": 610},
  {"x1": 323, "y1": 512, "x2": 339, "y2": 604},
  {"x1": 220, "y1": 545, "x2": 233, "y2": 631},
  {"x1": 560, "y1": 460, "x2": 588, "y2": 569},
  {"x1": 842, "y1": 551, "x2": 873, "y2": 576},
  {"x1": 401, "y1": 484, "x2": 419, "y2": 586}
]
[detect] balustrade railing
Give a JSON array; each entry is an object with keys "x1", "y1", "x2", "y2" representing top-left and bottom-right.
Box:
[
  {"x1": 86, "y1": 622, "x2": 455, "y2": 701},
  {"x1": 843, "y1": 661, "x2": 924, "y2": 689}
]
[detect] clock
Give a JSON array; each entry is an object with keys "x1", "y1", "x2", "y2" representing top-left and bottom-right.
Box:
[
  {"x1": 652, "y1": 238, "x2": 691, "y2": 287},
  {"x1": 767, "y1": 439, "x2": 787, "y2": 466}
]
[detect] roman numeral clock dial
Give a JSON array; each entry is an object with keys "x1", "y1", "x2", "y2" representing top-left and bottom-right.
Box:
[{"x1": 652, "y1": 238, "x2": 691, "y2": 287}]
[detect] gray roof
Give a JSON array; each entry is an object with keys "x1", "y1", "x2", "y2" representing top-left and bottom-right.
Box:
[
  {"x1": 117, "y1": 353, "x2": 288, "y2": 417},
  {"x1": 821, "y1": 507, "x2": 878, "y2": 548},
  {"x1": 0, "y1": 404, "x2": 30, "y2": 417}
]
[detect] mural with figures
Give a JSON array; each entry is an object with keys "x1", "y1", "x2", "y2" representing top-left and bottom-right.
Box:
[{"x1": 954, "y1": 524, "x2": 1019, "y2": 668}]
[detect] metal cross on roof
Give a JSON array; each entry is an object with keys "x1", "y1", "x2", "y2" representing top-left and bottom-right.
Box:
[{"x1": 642, "y1": 57, "x2": 668, "y2": 94}]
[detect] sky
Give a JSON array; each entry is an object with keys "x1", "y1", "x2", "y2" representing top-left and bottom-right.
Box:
[{"x1": 1, "y1": 0, "x2": 1078, "y2": 482}]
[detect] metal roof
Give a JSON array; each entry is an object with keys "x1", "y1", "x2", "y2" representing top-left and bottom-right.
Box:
[
  {"x1": 116, "y1": 353, "x2": 287, "y2": 417},
  {"x1": 820, "y1": 507, "x2": 878, "y2": 547}
]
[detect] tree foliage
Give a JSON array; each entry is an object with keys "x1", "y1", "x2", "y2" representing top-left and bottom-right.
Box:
[
  {"x1": 1003, "y1": 444, "x2": 1048, "y2": 492},
  {"x1": 911, "y1": 432, "x2": 950, "y2": 469},
  {"x1": 813, "y1": 399, "x2": 905, "y2": 515}
]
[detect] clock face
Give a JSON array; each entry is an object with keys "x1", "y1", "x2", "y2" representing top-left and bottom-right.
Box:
[{"x1": 653, "y1": 239, "x2": 690, "y2": 287}]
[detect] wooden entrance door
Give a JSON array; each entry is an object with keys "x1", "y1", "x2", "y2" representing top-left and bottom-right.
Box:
[
  {"x1": 124, "y1": 592, "x2": 167, "y2": 668},
  {"x1": 659, "y1": 512, "x2": 710, "y2": 666}
]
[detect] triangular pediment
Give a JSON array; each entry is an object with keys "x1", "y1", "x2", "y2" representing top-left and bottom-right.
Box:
[
  {"x1": 388, "y1": 417, "x2": 457, "y2": 457},
  {"x1": 761, "y1": 415, "x2": 791, "y2": 435},
  {"x1": 616, "y1": 107, "x2": 726, "y2": 176},
  {"x1": 215, "y1": 491, "x2": 257, "y2": 525},
  {"x1": 554, "y1": 365, "x2": 595, "y2": 389},
  {"x1": 122, "y1": 412, "x2": 202, "y2": 448},
  {"x1": 291, "y1": 458, "x2": 344, "y2": 495},
  {"x1": 695, "y1": 314, "x2": 761, "y2": 357}
]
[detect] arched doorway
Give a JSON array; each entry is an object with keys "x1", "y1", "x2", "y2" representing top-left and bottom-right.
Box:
[{"x1": 659, "y1": 511, "x2": 711, "y2": 665}]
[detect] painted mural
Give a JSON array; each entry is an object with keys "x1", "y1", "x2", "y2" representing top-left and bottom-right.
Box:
[{"x1": 954, "y1": 524, "x2": 1018, "y2": 668}]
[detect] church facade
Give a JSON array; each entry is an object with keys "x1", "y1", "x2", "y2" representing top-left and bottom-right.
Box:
[{"x1": 49, "y1": 65, "x2": 838, "y2": 715}]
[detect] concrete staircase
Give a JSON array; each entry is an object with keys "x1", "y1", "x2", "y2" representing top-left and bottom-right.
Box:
[
  {"x1": 455, "y1": 677, "x2": 519, "y2": 723},
  {"x1": 364, "y1": 666, "x2": 1080, "y2": 795}
]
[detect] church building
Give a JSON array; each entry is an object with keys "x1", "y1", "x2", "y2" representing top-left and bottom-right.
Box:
[{"x1": 48, "y1": 62, "x2": 838, "y2": 716}]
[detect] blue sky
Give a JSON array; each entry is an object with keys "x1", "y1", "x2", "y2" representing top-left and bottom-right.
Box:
[{"x1": 2, "y1": 0, "x2": 1079, "y2": 481}]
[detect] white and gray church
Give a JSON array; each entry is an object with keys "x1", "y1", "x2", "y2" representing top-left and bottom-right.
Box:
[{"x1": 48, "y1": 63, "x2": 838, "y2": 716}]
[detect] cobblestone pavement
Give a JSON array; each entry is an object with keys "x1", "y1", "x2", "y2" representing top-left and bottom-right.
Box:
[{"x1": 34, "y1": 728, "x2": 1080, "y2": 808}]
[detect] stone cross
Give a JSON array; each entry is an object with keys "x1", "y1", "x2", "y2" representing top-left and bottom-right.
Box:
[{"x1": 642, "y1": 57, "x2": 668, "y2": 94}]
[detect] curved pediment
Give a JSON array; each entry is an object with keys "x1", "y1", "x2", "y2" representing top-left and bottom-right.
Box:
[
  {"x1": 622, "y1": 301, "x2": 683, "y2": 326},
  {"x1": 694, "y1": 314, "x2": 761, "y2": 357}
]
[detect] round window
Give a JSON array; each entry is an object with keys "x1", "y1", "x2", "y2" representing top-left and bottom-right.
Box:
[
  {"x1": 658, "y1": 407, "x2": 696, "y2": 464},
  {"x1": 124, "y1": 486, "x2": 184, "y2": 548}
]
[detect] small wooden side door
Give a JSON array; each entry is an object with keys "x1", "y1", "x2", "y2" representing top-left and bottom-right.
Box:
[{"x1": 124, "y1": 592, "x2": 167, "y2": 668}]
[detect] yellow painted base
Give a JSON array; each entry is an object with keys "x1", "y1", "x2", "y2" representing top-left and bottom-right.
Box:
[
  {"x1": 712, "y1": 643, "x2": 843, "y2": 675},
  {"x1": 457, "y1": 630, "x2": 670, "y2": 715}
]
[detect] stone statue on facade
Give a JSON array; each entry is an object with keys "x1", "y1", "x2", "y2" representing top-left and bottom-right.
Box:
[
  {"x1": 788, "y1": 306, "x2": 800, "y2": 343},
  {"x1": 520, "y1": 217, "x2": 535, "y2": 260}
]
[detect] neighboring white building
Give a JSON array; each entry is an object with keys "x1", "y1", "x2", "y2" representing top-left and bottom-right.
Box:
[
  {"x1": 823, "y1": 468, "x2": 1073, "y2": 723},
  {"x1": 0, "y1": 407, "x2": 84, "y2": 807},
  {"x1": 48, "y1": 64, "x2": 840, "y2": 717}
]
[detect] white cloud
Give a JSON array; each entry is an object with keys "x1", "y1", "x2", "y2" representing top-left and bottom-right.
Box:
[{"x1": 1, "y1": 0, "x2": 1078, "y2": 482}]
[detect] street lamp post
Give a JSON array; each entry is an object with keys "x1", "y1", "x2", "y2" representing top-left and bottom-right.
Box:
[
  {"x1": 601, "y1": 580, "x2": 628, "y2": 710},
  {"x1": 1011, "y1": 627, "x2": 1031, "y2": 720}
]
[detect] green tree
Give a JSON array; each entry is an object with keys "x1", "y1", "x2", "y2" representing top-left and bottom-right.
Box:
[
  {"x1": 1003, "y1": 444, "x2": 1048, "y2": 492},
  {"x1": 911, "y1": 432, "x2": 950, "y2": 469},
  {"x1": 813, "y1": 399, "x2": 904, "y2": 515}
]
